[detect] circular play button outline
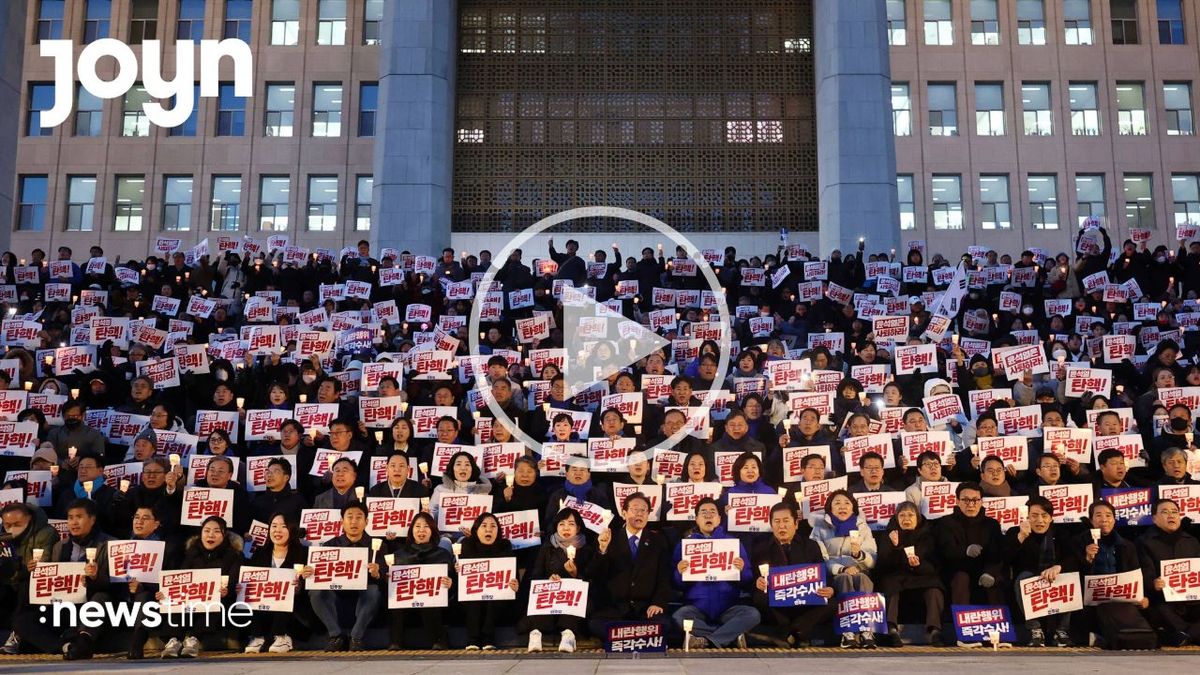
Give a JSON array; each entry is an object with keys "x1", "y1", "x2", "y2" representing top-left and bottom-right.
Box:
[{"x1": 468, "y1": 206, "x2": 734, "y2": 461}]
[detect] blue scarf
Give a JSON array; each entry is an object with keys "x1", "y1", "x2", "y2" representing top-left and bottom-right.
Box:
[
  {"x1": 829, "y1": 513, "x2": 857, "y2": 537},
  {"x1": 730, "y1": 479, "x2": 774, "y2": 495},
  {"x1": 73, "y1": 477, "x2": 104, "y2": 499},
  {"x1": 564, "y1": 479, "x2": 593, "y2": 502}
]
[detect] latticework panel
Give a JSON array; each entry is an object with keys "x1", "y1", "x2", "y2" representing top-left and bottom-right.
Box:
[{"x1": 453, "y1": 1, "x2": 817, "y2": 233}]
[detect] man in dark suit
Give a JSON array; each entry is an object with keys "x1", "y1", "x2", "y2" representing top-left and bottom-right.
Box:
[
  {"x1": 366, "y1": 453, "x2": 428, "y2": 499},
  {"x1": 587, "y1": 492, "x2": 672, "y2": 638}
]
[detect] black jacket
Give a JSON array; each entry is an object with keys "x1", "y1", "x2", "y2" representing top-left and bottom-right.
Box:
[
  {"x1": 1137, "y1": 525, "x2": 1200, "y2": 603},
  {"x1": 936, "y1": 507, "x2": 1006, "y2": 577},
  {"x1": 586, "y1": 526, "x2": 672, "y2": 611}
]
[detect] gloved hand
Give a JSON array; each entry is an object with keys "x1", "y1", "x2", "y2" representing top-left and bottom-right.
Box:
[
  {"x1": 966, "y1": 544, "x2": 983, "y2": 558},
  {"x1": 979, "y1": 573, "x2": 996, "y2": 588}
]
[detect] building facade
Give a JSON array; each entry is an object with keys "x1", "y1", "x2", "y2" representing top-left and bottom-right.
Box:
[
  {"x1": 890, "y1": 0, "x2": 1200, "y2": 255},
  {"x1": 16, "y1": 1, "x2": 1199, "y2": 262}
]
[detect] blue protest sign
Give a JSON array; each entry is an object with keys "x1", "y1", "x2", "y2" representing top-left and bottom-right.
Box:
[
  {"x1": 835, "y1": 592, "x2": 887, "y2": 635},
  {"x1": 767, "y1": 563, "x2": 828, "y2": 607},
  {"x1": 605, "y1": 621, "x2": 667, "y2": 654},
  {"x1": 951, "y1": 604, "x2": 1017, "y2": 644},
  {"x1": 1101, "y1": 487, "x2": 1155, "y2": 526}
]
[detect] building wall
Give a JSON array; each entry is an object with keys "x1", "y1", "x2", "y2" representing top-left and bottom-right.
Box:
[
  {"x1": 9, "y1": 0, "x2": 377, "y2": 261},
  {"x1": 892, "y1": 0, "x2": 1200, "y2": 258}
]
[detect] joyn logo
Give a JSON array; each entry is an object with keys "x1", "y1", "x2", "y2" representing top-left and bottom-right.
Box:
[{"x1": 39, "y1": 38, "x2": 253, "y2": 129}]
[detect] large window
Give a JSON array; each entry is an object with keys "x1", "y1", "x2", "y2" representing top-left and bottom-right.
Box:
[
  {"x1": 66, "y1": 176, "x2": 97, "y2": 232},
  {"x1": 224, "y1": 0, "x2": 252, "y2": 41},
  {"x1": 1165, "y1": 82, "x2": 1194, "y2": 136},
  {"x1": 177, "y1": 0, "x2": 205, "y2": 40},
  {"x1": 122, "y1": 86, "x2": 151, "y2": 137},
  {"x1": 931, "y1": 174, "x2": 963, "y2": 229},
  {"x1": 359, "y1": 83, "x2": 378, "y2": 137},
  {"x1": 1022, "y1": 83, "x2": 1052, "y2": 135},
  {"x1": 975, "y1": 82, "x2": 1005, "y2": 136},
  {"x1": 970, "y1": 0, "x2": 1000, "y2": 45},
  {"x1": 925, "y1": 0, "x2": 954, "y2": 45},
  {"x1": 897, "y1": 175, "x2": 915, "y2": 230},
  {"x1": 265, "y1": 84, "x2": 295, "y2": 137},
  {"x1": 1124, "y1": 174, "x2": 1155, "y2": 229},
  {"x1": 364, "y1": 0, "x2": 383, "y2": 45},
  {"x1": 84, "y1": 0, "x2": 111, "y2": 43},
  {"x1": 168, "y1": 85, "x2": 199, "y2": 137},
  {"x1": 1172, "y1": 174, "x2": 1200, "y2": 225},
  {"x1": 1116, "y1": 82, "x2": 1148, "y2": 135},
  {"x1": 317, "y1": 0, "x2": 347, "y2": 46},
  {"x1": 1075, "y1": 174, "x2": 1107, "y2": 224},
  {"x1": 891, "y1": 83, "x2": 912, "y2": 136},
  {"x1": 1112, "y1": 0, "x2": 1139, "y2": 44},
  {"x1": 27, "y1": 84, "x2": 54, "y2": 137},
  {"x1": 356, "y1": 176, "x2": 373, "y2": 230},
  {"x1": 163, "y1": 176, "x2": 193, "y2": 231},
  {"x1": 307, "y1": 176, "x2": 339, "y2": 231},
  {"x1": 217, "y1": 83, "x2": 246, "y2": 136},
  {"x1": 313, "y1": 84, "x2": 343, "y2": 137},
  {"x1": 928, "y1": 83, "x2": 958, "y2": 136},
  {"x1": 1064, "y1": 0, "x2": 1094, "y2": 44},
  {"x1": 1070, "y1": 82, "x2": 1100, "y2": 135},
  {"x1": 887, "y1": 0, "x2": 907, "y2": 45},
  {"x1": 259, "y1": 177, "x2": 291, "y2": 231},
  {"x1": 17, "y1": 176, "x2": 48, "y2": 232},
  {"x1": 1017, "y1": 0, "x2": 1046, "y2": 45},
  {"x1": 271, "y1": 0, "x2": 300, "y2": 45},
  {"x1": 114, "y1": 176, "x2": 145, "y2": 231},
  {"x1": 980, "y1": 175, "x2": 1011, "y2": 229},
  {"x1": 130, "y1": 0, "x2": 158, "y2": 44},
  {"x1": 1028, "y1": 175, "x2": 1058, "y2": 229},
  {"x1": 35, "y1": 0, "x2": 64, "y2": 42},
  {"x1": 1159, "y1": 0, "x2": 1185, "y2": 44},
  {"x1": 210, "y1": 176, "x2": 242, "y2": 231},
  {"x1": 75, "y1": 85, "x2": 103, "y2": 137}
]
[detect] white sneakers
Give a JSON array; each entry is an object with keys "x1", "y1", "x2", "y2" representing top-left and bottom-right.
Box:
[
  {"x1": 528, "y1": 629, "x2": 543, "y2": 653},
  {"x1": 161, "y1": 637, "x2": 182, "y2": 658},
  {"x1": 268, "y1": 635, "x2": 294, "y2": 653},
  {"x1": 180, "y1": 636, "x2": 200, "y2": 658},
  {"x1": 244, "y1": 637, "x2": 266, "y2": 653},
  {"x1": 559, "y1": 629, "x2": 577, "y2": 653}
]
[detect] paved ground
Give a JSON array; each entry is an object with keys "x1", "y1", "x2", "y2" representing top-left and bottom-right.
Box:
[{"x1": 1, "y1": 650, "x2": 1200, "y2": 674}]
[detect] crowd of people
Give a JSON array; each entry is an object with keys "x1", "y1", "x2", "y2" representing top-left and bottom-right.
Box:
[{"x1": 1, "y1": 226, "x2": 1200, "y2": 661}]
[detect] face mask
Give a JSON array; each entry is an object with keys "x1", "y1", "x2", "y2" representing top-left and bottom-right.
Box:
[
  {"x1": 1052, "y1": 350, "x2": 1067, "y2": 362},
  {"x1": 1157, "y1": 256, "x2": 1168, "y2": 263},
  {"x1": 1022, "y1": 306, "x2": 1034, "y2": 316},
  {"x1": 1171, "y1": 417, "x2": 1191, "y2": 432},
  {"x1": 303, "y1": 374, "x2": 317, "y2": 385},
  {"x1": 64, "y1": 418, "x2": 81, "y2": 428}
]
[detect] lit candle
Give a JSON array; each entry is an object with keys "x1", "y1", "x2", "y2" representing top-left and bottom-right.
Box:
[
  {"x1": 299, "y1": 394, "x2": 308, "y2": 403},
  {"x1": 505, "y1": 473, "x2": 515, "y2": 487},
  {"x1": 654, "y1": 474, "x2": 665, "y2": 485},
  {"x1": 31, "y1": 548, "x2": 43, "y2": 562},
  {"x1": 70, "y1": 388, "x2": 79, "y2": 399},
  {"x1": 220, "y1": 575, "x2": 229, "y2": 589},
  {"x1": 293, "y1": 563, "x2": 305, "y2": 577},
  {"x1": 451, "y1": 542, "x2": 462, "y2": 558},
  {"x1": 758, "y1": 563, "x2": 769, "y2": 578},
  {"x1": 418, "y1": 462, "x2": 429, "y2": 476},
  {"x1": 384, "y1": 553, "x2": 395, "y2": 566},
  {"x1": 68, "y1": 446, "x2": 77, "y2": 460},
  {"x1": 1090, "y1": 528, "x2": 1101, "y2": 543},
  {"x1": 22, "y1": 381, "x2": 30, "y2": 391},
  {"x1": 85, "y1": 547, "x2": 97, "y2": 564},
  {"x1": 169, "y1": 453, "x2": 181, "y2": 469},
  {"x1": 236, "y1": 397, "x2": 245, "y2": 409},
  {"x1": 374, "y1": 431, "x2": 384, "y2": 444},
  {"x1": 355, "y1": 486, "x2": 365, "y2": 500},
  {"x1": 566, "y1": 545, "x2": 576, "y2": 561},
  {"x1": 120, "y1": 479, "x2": 131, "y2": 493},
  {"x1": 371, "y1": 538, "x2": 381, "y2": 553}
]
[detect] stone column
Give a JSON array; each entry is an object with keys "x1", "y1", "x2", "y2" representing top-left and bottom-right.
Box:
[
  {"x1": 814, "y1": 0, "x2": 900, "y2": 256},
  {"x1": 0, "y1": 2, "x2": 27, "y2": 252},
  {"x1": 372, "y1": 0, "x2": 456, "y2": 255}
]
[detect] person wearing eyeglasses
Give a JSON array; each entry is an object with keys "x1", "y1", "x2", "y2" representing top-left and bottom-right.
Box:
[
  {"x1": 1137, "y1": 498, "x2": 1200, "y2": 645},
  {"x1": 250, "y1": 458, "x2": 308, "y2": 525},
  {"x1": 979, "y1": 455, "x2": 1019, "y2": 497},
  {"x1": 936, "y1": 482, "x2": 1006, "y2": 611}
]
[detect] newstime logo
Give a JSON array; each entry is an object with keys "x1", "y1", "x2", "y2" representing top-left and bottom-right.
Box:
[
  {"x1": 40, "y1": 601, "x2": 253, "y2": 630},
  {"x1": 39, "y1": 38, "x2": 253, "y2": 129}
]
